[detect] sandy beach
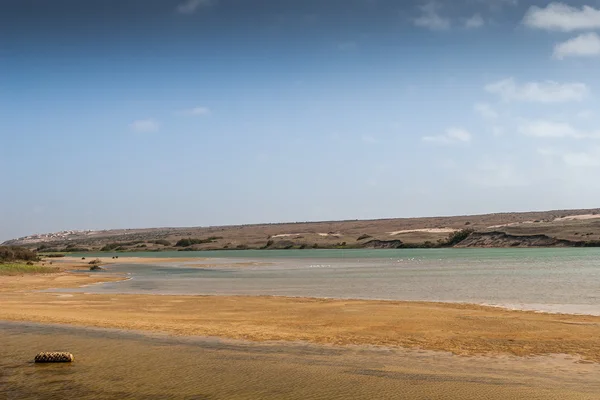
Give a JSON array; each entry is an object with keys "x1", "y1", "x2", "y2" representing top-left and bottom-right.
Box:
[{"x1": 2, "y1": 263, "x2": 600, "y2": 361}]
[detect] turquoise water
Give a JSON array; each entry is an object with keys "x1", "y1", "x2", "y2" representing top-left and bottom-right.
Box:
[
  {"x1": 65, "y1": 248, "x2": 600, "y2": 315},
  {"x1": 71, "y1": 247, "x2": 600, "y2": 260}
]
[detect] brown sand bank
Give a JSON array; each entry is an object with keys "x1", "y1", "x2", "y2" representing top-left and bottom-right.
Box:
[
  {"x1": 57, "y1": 256, "x2": 204, "y2": 268},
  {"x1": 2, "y1": 270, "x2": 600, "y2": 362},
  {"x1": 0, "y1": 272, "x2": 123, "y2": 293}
]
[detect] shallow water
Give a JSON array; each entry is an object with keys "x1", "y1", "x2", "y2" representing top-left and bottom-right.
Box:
[
  {"x1": 63, "y1": 248, "x2": 600, "y2": 315},
  {"x1": 2, "y1": 321, "x2": 599, "y2": 400}
]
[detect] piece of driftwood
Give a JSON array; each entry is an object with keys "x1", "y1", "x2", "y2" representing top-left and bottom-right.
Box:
[{"x1": 34, "y1": 352, "x2": 74, "y2": 363}]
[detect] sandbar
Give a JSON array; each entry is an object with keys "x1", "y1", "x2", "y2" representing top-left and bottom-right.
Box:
[{"x1": 1, "y1": 268, "x2": 600, "y2": 362}]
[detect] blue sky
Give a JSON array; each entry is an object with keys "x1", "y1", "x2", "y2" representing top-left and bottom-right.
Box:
[{"x1": 2, "y1": 0, "x2": 600, "y2": 240}]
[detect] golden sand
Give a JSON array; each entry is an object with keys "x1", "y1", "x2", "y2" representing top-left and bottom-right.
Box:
[
  {"x1": 1, "y1": 270, "x2": 600, "y2": 361},
  {"x1": 58, "y1": 256, "x2": 204, "y2": 267}
]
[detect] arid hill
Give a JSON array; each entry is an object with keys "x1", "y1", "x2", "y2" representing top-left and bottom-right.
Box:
[{"x1": 4, "y1": 208, "x2": 600, "y2": 252}]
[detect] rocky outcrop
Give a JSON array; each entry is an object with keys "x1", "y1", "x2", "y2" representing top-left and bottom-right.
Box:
[
  {"x1": 456, "y1": 231, "x2": 578, "y2": 248},
  {"x1": 362, "y1": 240, "x2": 404, "y2": 249}
]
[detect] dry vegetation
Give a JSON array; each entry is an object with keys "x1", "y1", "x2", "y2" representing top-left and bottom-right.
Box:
[{"x1": 3, "y1": 208, "x2": 600, "y2": 252}]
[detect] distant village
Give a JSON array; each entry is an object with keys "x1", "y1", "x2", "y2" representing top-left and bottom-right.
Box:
[{"x1": 8, "y1": 230, "x2": 97, "y2": 244}]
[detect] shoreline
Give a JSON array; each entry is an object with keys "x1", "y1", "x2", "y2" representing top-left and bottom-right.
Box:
[
  {"x1": 56, "y1": 255, "x2": 600, "y2": 318},
  {"x1": 2, "y1": 270, "x2": 600, "y2": 362}
]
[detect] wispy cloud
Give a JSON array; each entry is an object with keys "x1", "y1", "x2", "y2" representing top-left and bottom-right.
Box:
[
  {"x1": 414, "y1": 2, "x2": 450, "y2": 31},
  {"x1": 129, "y1": 119, "x2": 159, "y2": 133},
  {"x1": 361, "y1": 135, "x2": 378, "y2": 144},
  {"x1": 474, "y1": 103, "x2": 498, "y2": 119},
  {"x1": 523, "y1": 3, "x2": 600, "y2": 32},
  {"x1": 553, "y1": 32, "x2": 600, "y2": 59},
  {"x1": 518, "y1": 119, "x2": 600, "y2": 139},
  {"x1": 177, "y1": 106, "x2": 211, "y2": 116},
  {"x1": 469, "y1": 161, "x2": 529, "y2": 187},
  {"x1": 539, "y1": 146, "x2": 600, "y2": 168},
  {"x1": 423, "y1": 127, "x2": 472, "y2": 144},
  {"x1": 465, "y1": 14, "x2": 485, "y2": 28},
  {"x1": 485, "y1": 78, "x2": 588, "y2": 103},
  {"x1": 176, "y1": 0, "x2": 212, "y2": 15}
]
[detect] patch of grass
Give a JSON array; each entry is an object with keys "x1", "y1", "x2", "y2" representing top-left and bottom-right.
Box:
[{"x1": 0, "y1": 263, "x2": 60, "y2": 276}]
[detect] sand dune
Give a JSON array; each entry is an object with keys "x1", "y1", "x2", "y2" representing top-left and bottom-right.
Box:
[{"x1": 388, "y1": 228, "x2": 457, "y2": 235}]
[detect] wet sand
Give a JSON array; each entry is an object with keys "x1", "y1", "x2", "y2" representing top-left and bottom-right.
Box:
[
  {"x1": 2, "y1": 321, "x2": 599, "y2": 400},
  {"x1": 3, "y1": 265, "x2": 600, "y2": 398}
]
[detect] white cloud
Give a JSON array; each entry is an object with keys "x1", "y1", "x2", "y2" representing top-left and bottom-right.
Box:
[
  {"x1": 474, "y1": 103, "x2": 498, "y2": 119},
  {"x1": 423, "y1": 127, "x2": 472, "y2": 144},
  {"x1": 465, "y1": 14, "x2": 485, "y2": 28},
  {"x1": 469, "y1": 161, "x2": 529, "y2": 187},
  {"x1": 129, "y1": 119, "x2": 159, "y2": 133},
  {"x1": 176, "y1": 0, "x2": 212, "y2": 15},
  {"x1": 523, "y1": 3, "x2": 600, "y2": 32},
  {"x1": 538, "y1": 146, "x2": 600, "y2": 167},
  {"x1": 553, "y1": 33, "x2": 600, "y2": 59},
  {"x1": 519, "y1": 120, "x2": 578, "y2": 138},
  {"x1": 518, "y1": 119, "x2": 600, "y2": 139},
  {"x1": 485, "y1": 78, "x2": 588, "y2": 103},
  {"x1": 414, "y1": 3, "x2": 450, "y2": 31},
  {"x1": 178, "y1": 106, "x2": 211, "y2": 116},
  {"x1": 577, "y1": 109, "x2": 593, "y2": 119}
]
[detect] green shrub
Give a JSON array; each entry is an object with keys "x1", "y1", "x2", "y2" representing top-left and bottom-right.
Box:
[
  {"x1": 62, "y1": 247, "x2": 88, "y2": 252},
  {"x1": 444, "y1": 229, "x2": 474, "y2": 247},
  {"x1": 261, "y1": 240, "x2": 274, "y2": 249},
  {"x1": 100, "y1": 243, "x2": 120, "y2": 251},
  {"x1": 0, "y1": 246, "x2": 38, "y2": 262},
  {"x1": 175, "y1": 237, "x2": 223, "y2": 247}
]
